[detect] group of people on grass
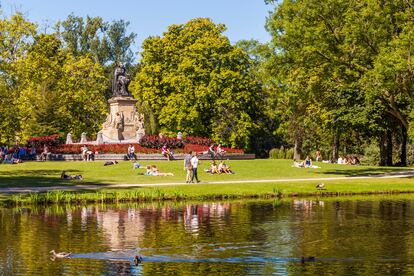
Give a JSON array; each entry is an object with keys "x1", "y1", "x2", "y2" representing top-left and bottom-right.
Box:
[
  {"x1": 206, "y1": 160, "x2": 234, "y2": 174},
  {"x1": 0, "y1": 144, "x2": 39, "y2": 164},
  {"x1": 292, "y1": 156, "x2": 320, "y2": 168},
  {"x1": 292, "y1": 151, "x2": 361, "y2": 168},
  {"x1": 337, "y1": 155, "x2": 360, "y2": 165}
]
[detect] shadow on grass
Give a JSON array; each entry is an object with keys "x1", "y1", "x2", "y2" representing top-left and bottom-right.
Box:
[
  {"x1": 318, "y1": 167, "x2": 414, "y2": 177},
  {"x1": 0, "y1": 169, "x2": 81, "y2": 176},
  {"x1": 0, "y1": 173, "x2": 111, "y2": 188}
]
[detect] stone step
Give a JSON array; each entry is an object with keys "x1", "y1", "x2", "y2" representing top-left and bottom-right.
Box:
[{"x1": 43, "y1": 153, "x2": 255, "y2": 161}]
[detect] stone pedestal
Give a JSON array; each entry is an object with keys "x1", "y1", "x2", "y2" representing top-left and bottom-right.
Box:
[{"x1": 100, "y1": 97, "x2": 145, "y2": 143}]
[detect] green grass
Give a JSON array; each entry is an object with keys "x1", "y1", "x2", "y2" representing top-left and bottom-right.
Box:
[
  {"x1": 0, "y1": 159, "x2": 411, "y2": 187},
  {"x1": 0, "y1": 159, "x2": 413, "y2": 205}
]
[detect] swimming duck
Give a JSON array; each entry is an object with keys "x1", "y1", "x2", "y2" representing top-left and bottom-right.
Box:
[
  {"x1": 134, "y1": 255, "x2": 143, "y2": 265},
  {"x1": 301, "y1": 256, "x2": 315, "y2": 263},
  {"x1": 49, "y1": 250, "x2": 71, "y2": 258}
]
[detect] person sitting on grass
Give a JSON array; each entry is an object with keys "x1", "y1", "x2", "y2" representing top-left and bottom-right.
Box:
[
  {"x1": 304, "y1": 156, "x2": 312, "y2": 168},
  {"x1": 104, "y1": 160, "x2": 118, "y2": 166},
  {"x1": 303, "y1": 156, "x2": 321, "y2": 169},
  {"x1": 60, "y1": 171, "x2": 83, "y2": 180},
  {"x1": 205, "y1": 161, "x2": 220, "y2": 174},
  {"x1": 218, "y1": 160, "x2": 234, "y2": 174}
]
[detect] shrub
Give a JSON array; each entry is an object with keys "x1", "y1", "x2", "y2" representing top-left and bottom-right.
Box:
[
  {"x1": 285, "y1": 148, "x2": 294, "y2": 160},
  {"x1": 278, "y1": 146, "x2": 286, "y2": 159},
  {"x1": 361, "y1": 142, "x2": 380, "y2": 166},
  {"x1": 269, "y1": 148, "x2": 279, "y2": 159}
]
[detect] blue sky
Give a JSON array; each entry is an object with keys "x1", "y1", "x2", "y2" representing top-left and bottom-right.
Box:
[{"x1": 3, "y1": 0, "x2": 273, "y2": 54}]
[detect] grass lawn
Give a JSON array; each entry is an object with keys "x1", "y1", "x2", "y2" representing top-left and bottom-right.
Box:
[
  {"x1": 0, "y1": 159, "x2": 412, "y2": 188},
  {"x1": 1, "y1": 159, "x2": 414, "y2": 205}
]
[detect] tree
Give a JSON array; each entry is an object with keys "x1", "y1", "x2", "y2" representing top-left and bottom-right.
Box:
[
  {"x1": 130, "y1": 18, "x2": 260, "y2": 149},
  {"x1": 56, "y1": 15, "x2": 136, "y2": 66},
  {"x1": 264, "y1": 0, "x2": 414, "y2": 164},
  {"x1": 16, "y1": 34, "x2": 107, "y2": 141},
  {"x1": 0, "y1": 13, "x2": 36, "y2": 143}
]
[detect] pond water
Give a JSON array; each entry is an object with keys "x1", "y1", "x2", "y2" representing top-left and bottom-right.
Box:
[{"x1": 1, "y1": 197, "x2": 414, "y2": 275}]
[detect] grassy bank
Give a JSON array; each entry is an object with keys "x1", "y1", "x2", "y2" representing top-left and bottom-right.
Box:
[
  {"x1": 0, "y1": 159, "x2": 411, "y2": 187},
  {"x1": 2, "y1": 177, "x2": 414, "y2": 206},
  {"x1": 0, "y1": 159, "x2": 413, "y2": 205}
]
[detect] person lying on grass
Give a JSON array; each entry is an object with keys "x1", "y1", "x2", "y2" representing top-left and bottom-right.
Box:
[
  {"x1": 145, "y1": 165, "x2": 174, "y2": 176},
  {"x1": 60, "y1": 171, "x2": 83, "y2": 180},
  {"x1": 104, "y1": 160, "x2": 118, "y2": 166}
]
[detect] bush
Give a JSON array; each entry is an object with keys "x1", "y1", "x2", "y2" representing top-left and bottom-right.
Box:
[
  {"x1": 285, "y1": 148, "x2": 294, "y2": 160},
  {"x1": 361, "y1": 142, "x2": 380, "y2": 166},
  {"x1": 278, "y1": 146, "x2": 286, "y2": 159},
  {"x1": 269, "y1": 148, "x2": 279, "y2": 159}
]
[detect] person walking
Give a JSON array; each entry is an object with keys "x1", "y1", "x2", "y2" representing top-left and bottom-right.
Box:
[
  {"x1": 190, "y1": 152, "x2": 200, "y2": 183},
  {"x1": 184, "y1": 151, "x2": 193, "y2": 183}
]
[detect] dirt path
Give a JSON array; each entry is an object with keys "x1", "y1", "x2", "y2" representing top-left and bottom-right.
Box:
[{"x1": 1, "y1": 170, "x2": 413, "y2": 193}]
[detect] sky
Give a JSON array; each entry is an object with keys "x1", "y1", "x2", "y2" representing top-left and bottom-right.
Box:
[{"x1": 2, "y1": 0, "x2": 273, "y2": 54}]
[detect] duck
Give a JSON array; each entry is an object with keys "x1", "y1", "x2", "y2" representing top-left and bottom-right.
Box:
[
  {"x1": 134, "y1": 255, "x2": 143, "y2": 265},
  {"x1": 316, "y1": 183, "x2": 325, "y2": 190},
  {"x1": 301, "y1": 256, "x2": 315, "y2": 263},
  {"x1": 49, "y1": 250, "x2": 71, "y2": 258}
]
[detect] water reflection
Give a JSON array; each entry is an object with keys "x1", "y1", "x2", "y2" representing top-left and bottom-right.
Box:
[{"x1": 1, "y1": 197, "x2": 414, "y2": 275}]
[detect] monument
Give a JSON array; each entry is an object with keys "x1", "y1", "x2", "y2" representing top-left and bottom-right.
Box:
[{"x1": 99, "y1": 64, "x2": 145, "y2": 143}]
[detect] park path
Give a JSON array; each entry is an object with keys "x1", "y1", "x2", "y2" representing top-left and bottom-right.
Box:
[{"x1": 0, "y1": 170, "x2": 413, "y2": 193}]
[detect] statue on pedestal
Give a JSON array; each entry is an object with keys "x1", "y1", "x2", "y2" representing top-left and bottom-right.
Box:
[{"x1": 112, "y1": 64, "x2": 131, "y2": 97}]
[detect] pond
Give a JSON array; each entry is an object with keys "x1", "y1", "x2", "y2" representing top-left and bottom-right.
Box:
[{"x1": 1, "y1": 196, "x2": 414, "y2": 275}]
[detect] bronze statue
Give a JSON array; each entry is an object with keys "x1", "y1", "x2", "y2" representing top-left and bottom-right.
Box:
[{"x1": 112, "y1": 64, "x2": 131, "y2": 97}]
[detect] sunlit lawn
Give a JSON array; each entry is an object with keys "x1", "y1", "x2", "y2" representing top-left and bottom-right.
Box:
[{"x1": 0, "y1": 159, "x2": 412, "y2": 188}]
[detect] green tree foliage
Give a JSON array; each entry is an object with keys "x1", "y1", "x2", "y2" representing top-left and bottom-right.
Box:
[
  {"x1": 130, "y1": 18, "x2": 260, "y2": 149},
  {"x1": 0, "y1": 13, "x2": 36, "y2": 143},
  {"x1": 265, "y1": 0, "x2": 414, "y2": 164},
  {"x1": 56, "y1": 14, "x2": 136, "y2": 66},
  {"x1": 15, "y1": 34, "x2": 107, "y2": 141}
]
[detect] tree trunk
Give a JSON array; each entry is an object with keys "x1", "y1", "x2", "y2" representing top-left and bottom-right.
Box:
[
  {"x1": 332, "y1": 130, "x2": 340, "y2": 162},
  {"x1": 400, "y1": 125, "x2": 407, "y2": 167},
  {"x1": 379, "y1": 132, "x2": 386, "y2": 166},
  {"x1": 385, "y1": 130, "x2": 393, "y2": 166},
  {"x1": 294, "y1": 137, "x2": 302, "y2": 161}
]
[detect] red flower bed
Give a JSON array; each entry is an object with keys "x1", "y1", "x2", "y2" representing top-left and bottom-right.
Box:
[
  {"x1": 139, "y1": 135, "x2": 185, "y2": 149},
  {"x1": 29, "y1": 134, "x2": 62, "y2": 148},
  {"x1": 52, "y1": 143, "x2": 244, "y2": 154},
  {"x1": 184, "y1": 136, "x2": 215, "y2": 146},
  {"x1": 52, "y1": 143, "x2": 159, "y2": 154},
  {"x1": 183, "y1": 144, "x2": 244, "y2": 154}
]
